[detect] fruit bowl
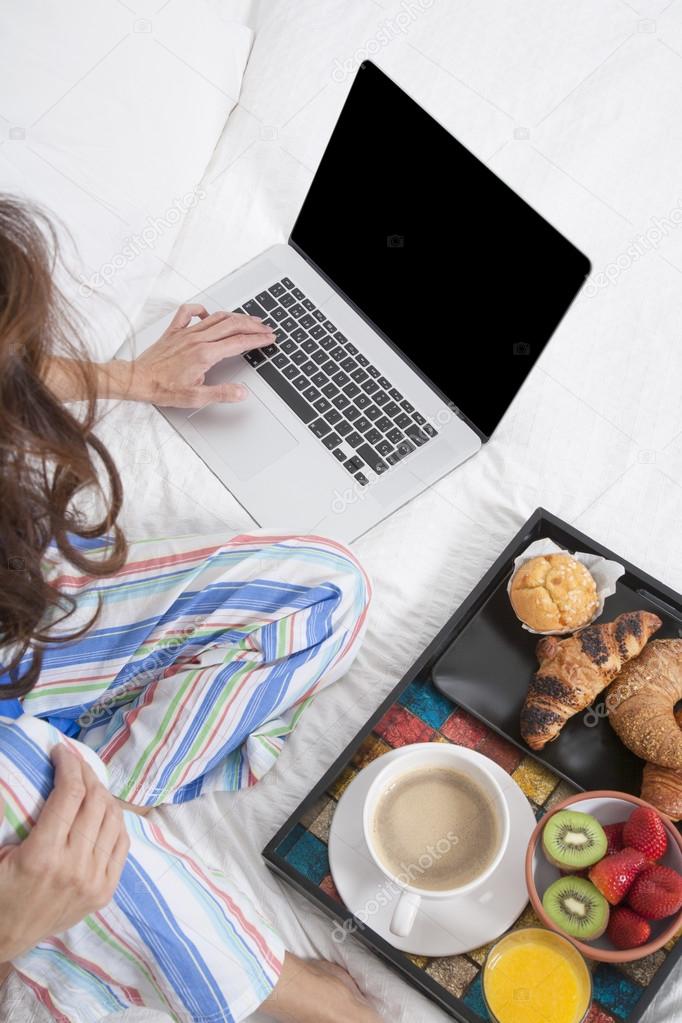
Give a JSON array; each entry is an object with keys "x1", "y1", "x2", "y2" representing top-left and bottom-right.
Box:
[{"x1": 525, "y1": 790, "x2": 682, "y2": 962}]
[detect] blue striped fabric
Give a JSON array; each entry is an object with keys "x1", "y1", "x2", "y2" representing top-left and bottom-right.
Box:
[{"x1": 0, "y1": 531, "x2": 371, "y2": 1021}]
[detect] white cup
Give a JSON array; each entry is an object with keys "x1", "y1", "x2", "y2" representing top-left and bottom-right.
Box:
[{"x1": 362, "y1": 743, "x2": 511, "y2": 938}]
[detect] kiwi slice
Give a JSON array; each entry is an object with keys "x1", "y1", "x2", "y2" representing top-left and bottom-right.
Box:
[
  {"x1": 542, "y1": 876, "x2": 609, "y2": 940},
  {"x1": 542, "y1": 809, "x2": 607, "y2": 869}
]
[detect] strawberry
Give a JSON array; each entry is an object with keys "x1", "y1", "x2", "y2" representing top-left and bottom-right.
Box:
[
  {"x1": 628, "y1": 865, "x2": 682, "y2": 921},
  {"x1": 607, "y1": 906, "x2": 651, "y2": 949},
  {"x1": 623, "y1": 807, "x2": 668, "y2": 861},
  {"x1": 589, "y1": 848, "x2": 646, "y2": 905},
  {"x1": 603, "y1": 822, "x2": 626, "y2": 856}
]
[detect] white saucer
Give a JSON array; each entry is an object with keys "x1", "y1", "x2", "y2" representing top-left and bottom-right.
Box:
[{"x1": 328, "y1": 745, "x2": 536, "y2": 956}]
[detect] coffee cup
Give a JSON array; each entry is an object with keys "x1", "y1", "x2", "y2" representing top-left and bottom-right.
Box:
[{"x1": 362, "y1": 743, "x2": 511, "y2": 937}]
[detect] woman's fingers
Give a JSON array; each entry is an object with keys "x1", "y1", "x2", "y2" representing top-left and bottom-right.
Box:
[
  {"x1": 67, "y1": 762, "x2": 113, "y2": 862},
  {"x1": 25, "y1": 744, "x2": 86, "y2": 850},
  {"x1": 105, "y1": 827, "x2": 131, "y2": 890},
  {"x1": 169, "y1": 303, "x2": 209, "y2": 329},
  {"x1": 186, "y1": 310, "x2": 231, "y2": 332},
  {"x1": 92, "y1": 799, "x2": 126, "y2": 870},
  {"x1": 193, "y1": 312, "x2": 274, "y2": 342},
  {"x1": 198, "y1": 333, "x2": 273, "y2": 367},
  {"x1": 200, "y1": 382, "x2": 249, "y2": 404}
]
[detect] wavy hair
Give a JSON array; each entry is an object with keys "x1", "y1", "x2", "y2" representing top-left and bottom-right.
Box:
[{"x1": 0, "y1": 195, "x2": 127, "y2": 697}]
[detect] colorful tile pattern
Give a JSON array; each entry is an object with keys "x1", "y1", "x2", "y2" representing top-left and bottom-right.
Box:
[
  {"x1": 511, "y1": 756, "x2": 559, "y2": 804},
  {"x1": 351, "y1": 734, "x2": 392, "y2": 770},
  {"x1": 476, "y1": 731, "x2": 523, "y2": 774},
  {"x1": 585, "y1": 1006, "x2": 616, "y2": 1023},
  {"x1": 374, "y1": 704, "x2": 435, "y2": 746},
  {"x1": 617, "y1": 949, "x2": 665, "y2": 988},
  {"x1": 425, "y1": 955, "x2": 478, "y2": 997},
  {"x1": 399, "y1": 680, "x2": 454, "y2": 729},
  {"x1": 440, "y1": 707, "x2": 489, "y2": 748},
  {"x1": 592, "y1": 963, "x2": 644, "y2": 1020},
  {"x1": 308, "y1": 799, "x2": 336, "y2": 843},
  {"x1": 327, "y1": 765, "x2": 357, "y2": 801},
  {"x1": 319, "y1": 874, "x2": 342, "y2": 903},
  {"x1": 276, "y1": 677, "x2": 677, "y2": 1022},
  {"x1": 280, "y1": 828, "x2": 329, "y2": 885},
  {"x1": 462, "y1": 972, "x2": 488, "y2": 1018}
]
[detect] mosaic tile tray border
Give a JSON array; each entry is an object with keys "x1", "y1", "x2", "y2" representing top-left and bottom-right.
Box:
[{"x1": 267, "y1": 678, "x2": 681, "y2": 1022}]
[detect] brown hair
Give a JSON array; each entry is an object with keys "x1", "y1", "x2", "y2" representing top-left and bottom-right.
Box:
[{"x1": 0, "y1": 195, "x2": 127, "y2": 697}]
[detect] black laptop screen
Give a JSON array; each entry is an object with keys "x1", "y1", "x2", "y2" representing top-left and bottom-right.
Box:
[{"x1": 290, "y1": 62, "x2": 590, "y2": 439}]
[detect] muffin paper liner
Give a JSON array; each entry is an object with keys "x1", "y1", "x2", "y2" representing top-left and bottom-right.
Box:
[{"x1": 507, "y1": 537, "x2": 625, "y2": 635}]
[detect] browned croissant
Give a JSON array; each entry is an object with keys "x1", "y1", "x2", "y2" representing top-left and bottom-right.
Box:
[
  {"x1": 520, "y1": 611, "x2": 662, "y2": 751},
  {"x1": 640, "y1": 709, "x2": 682, "y2": 820},
  {"x1": 641, "y1": 762, "x2": 682, "y2": 821},
  {"x1": 609, "y1": 640, "x2": 682, "y2": 770}
]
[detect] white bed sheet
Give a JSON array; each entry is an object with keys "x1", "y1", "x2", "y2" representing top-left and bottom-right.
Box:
[{"x1": 5, "y1": 1, "x2": 682, "y2": 1020}]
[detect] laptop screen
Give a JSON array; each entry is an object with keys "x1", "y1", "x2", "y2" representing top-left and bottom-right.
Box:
[{"x1": 290, "y1": 61, "x2": 590, "y2": 439}]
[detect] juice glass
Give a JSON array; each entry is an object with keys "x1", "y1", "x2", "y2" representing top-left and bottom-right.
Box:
[{"x1": 483, "y1": 927, "x2": 592, "y2": 1023}]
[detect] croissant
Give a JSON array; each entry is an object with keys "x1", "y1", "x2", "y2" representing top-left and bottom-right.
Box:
[
  {"x1": 641, "y1": 762, "x2": 682, "y2": 821},
  {"x1": 608, "y1": 640, "x2": 682, "y2": 770},
  {"x1": 520, "y1": 611, "x2": 662, "y2": 751},
  {"x1": 640, "y1": 709, "x2": 682, "y2": 820}
]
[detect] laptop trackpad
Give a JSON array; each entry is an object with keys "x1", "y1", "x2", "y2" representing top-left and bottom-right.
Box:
[{"x1": 187, "y1": 388, "x2": 298, "y2": 482}]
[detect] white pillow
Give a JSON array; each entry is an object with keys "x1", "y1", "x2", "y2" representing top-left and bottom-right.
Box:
[{"x1": 0, "y1": 0, "x2": 253, "y2": 359}]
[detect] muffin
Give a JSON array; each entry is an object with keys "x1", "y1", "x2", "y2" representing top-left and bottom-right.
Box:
[{"x1": 510, "y1": 553, "x2": 599, "y2": 632}]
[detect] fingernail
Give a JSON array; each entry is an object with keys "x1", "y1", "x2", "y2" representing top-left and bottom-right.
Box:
[{"x1": 233, "y1": 385, "x2": 247, "y2": 400}]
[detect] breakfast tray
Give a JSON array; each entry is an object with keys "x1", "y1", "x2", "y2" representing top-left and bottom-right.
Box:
[{"x1": 263, "y1": 509, "x2": 682, "y2": 1022}]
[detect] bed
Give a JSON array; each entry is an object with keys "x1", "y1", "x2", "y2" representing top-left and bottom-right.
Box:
[{"x1": 2, "y1": 1, "x2": 682, "y2": 1019}]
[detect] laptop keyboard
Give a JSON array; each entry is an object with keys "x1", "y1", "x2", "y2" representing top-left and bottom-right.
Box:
[{"x1": 236, "y1": 277, "x2": 437, "y2": 487}]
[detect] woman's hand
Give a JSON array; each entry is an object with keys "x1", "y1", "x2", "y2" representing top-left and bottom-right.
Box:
[
  {"x1": 45, "y1": 305, "x2": 276, "y2": 407},
  {"x1": 120, "y1": 304, "x2": 275, "y2": 407},
  {"x1": 0, "y1": 744, "x2": 130, "y2": 963}
]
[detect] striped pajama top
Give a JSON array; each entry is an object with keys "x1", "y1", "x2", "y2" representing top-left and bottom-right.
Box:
[{"x1": 0, "y1": 531, "x2": 371, "y2": 1022}]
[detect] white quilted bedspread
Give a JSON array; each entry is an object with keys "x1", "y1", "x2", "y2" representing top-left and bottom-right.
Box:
[{"x1": 4, "y1": 0, "x2": 682, "y2": 1019}]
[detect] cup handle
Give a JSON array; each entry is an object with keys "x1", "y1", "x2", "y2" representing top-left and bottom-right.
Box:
[{"x1": 390, "y1": 891, "x2": 421, "y2": 937}]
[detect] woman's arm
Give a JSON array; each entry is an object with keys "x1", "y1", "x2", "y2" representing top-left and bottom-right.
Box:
[
  {"x1": 44, "y1": 357, "x2": 141, "y2": 402},
  {"x1": 44, "y1": 305, "x2": 274, "y2": 407},
  {"x1": 0, "y1": 745, "x2": 129, "y2": 964}
]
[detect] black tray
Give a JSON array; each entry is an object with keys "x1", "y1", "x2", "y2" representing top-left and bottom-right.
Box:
[
  {"x1": 432, "y1": 509, "x2": 682, "y2": 796},
  {"x1": 263, "y1": 509, "x2": 682, "y2": 1022}
]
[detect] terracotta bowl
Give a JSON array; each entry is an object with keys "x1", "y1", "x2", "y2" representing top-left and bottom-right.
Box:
[{"x1": 525, "y1": 790, "x2": 682, "y2": 963}]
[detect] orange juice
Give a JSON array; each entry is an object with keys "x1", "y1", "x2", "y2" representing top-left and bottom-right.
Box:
[{"x1": 483, "y1": 928, "x2": 592, "y2": 1023}]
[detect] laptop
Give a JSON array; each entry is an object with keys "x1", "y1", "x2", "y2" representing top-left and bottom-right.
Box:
[{"x1": 124, "y1": 61, "x2": 590, "y2": 542}]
